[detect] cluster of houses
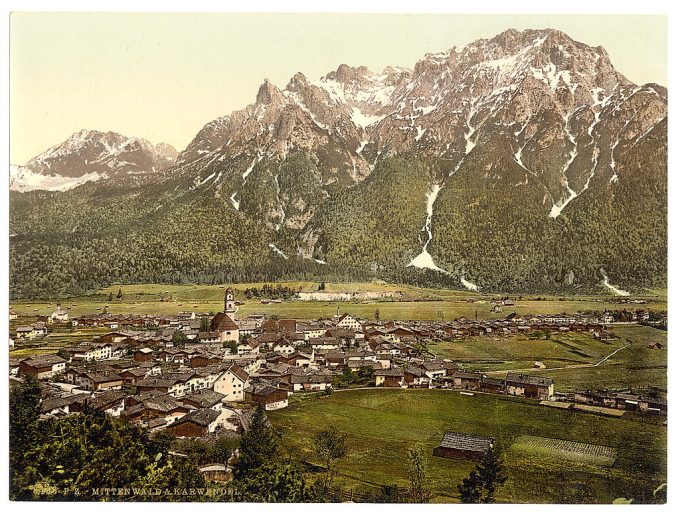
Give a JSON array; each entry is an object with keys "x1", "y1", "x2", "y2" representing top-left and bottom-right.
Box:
[{"x1": 9, "y1": 288, "x2": 667, "y2": 440}]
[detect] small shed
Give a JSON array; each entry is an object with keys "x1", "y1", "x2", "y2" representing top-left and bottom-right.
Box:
[{"x1": 433, "y1": 431, "x2": 494, "y2": 462}]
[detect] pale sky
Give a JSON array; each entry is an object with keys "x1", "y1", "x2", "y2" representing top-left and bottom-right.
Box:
[{"x1": 9, "y1": 13, "x2": 667, "y2": 164}]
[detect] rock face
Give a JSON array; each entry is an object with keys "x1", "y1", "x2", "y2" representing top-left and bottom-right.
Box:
[
  {"x1": 9, "y1": 28, "x2": 667, "y2": 296},
  {"x1": 173, "y1": 28, "x2": 665, "y2": 231},
  {"x1": 11, "y1": 130, "x2": 177, "y2": 191}
]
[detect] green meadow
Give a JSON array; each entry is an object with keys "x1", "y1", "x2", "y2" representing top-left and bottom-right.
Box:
[
  {"x1": 269, "y1": 389, "x2": 666, "y2": 503},
  {"x1": 9, "y1": 281, "x2": 667, "y2": 320}
]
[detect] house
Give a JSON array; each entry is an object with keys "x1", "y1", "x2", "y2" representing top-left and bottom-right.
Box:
[
  {"x1": 181, "y1": 390, "x2": 226, "y2": 411},
  {"x1": 15, "y1": 326, "x2": 38, "y2": 340},
  {"x1": 198, "y1": 332, "x2": 221, "y2": 345},
  {"x1": 336, "y1": 313, "x2": 362, "y2": 331},
  {"x1": 272, "y1": 339, "x2": 295, "y2": 355},
  {"x1": 88, "y1": 390, "x2": 127, "y2": 416},
  {"x1": 133, "y1": 348, "x2": 155, "y2": 362},
  {"x1": 288, "y1": 369, "x2": 333, "y2": 392},
  {"x1": 480, "y1": 376, "x2": 505, "y2": 394},
  {"x1": 300, "y1": 324, "x2": 327, "y2": 341},
  {"x1": 236, "y1": 319, "x2": 260, "y2": 336},
  {"x1": 648, "y1": 341, "x2": 663, "y2": 350},
  {"x1": 76, "y1": 370, "x2": 124, "y2": 391},
  {"x1": 238, "y1": 339, "x2": 261, "y2": 356},
  {"x1": 374, "y1": 368, "x2": 405, "y2": 387},
  {"x1": 433, "y1": 432, "x2": 494, "y2": 462},
  {"x1": 49, "y1": 304, "x2": 69, "y2": 323},
  {"x1": 166, "y1": 408, "x2": 221, "y2": 437},
  {"x1": 135, "y1": 377, "x2": 187, "y2": 397},
  {"x1": 451, "y1": 371, "x2": 483, "y2": 390},
  {"x1": 287, "y1": 350, "x2": 314, "y2": 367},
  {"x1": 189, "y1": 353, "x2": 222, "y2": 368},
  {"x1": 66, "y1": 342, "x2": 113, "y2": 362},
  {"x1": 214, "y1": 365, "x2": 250, "y2": 402},
  {"x1": 244, "y1": 383, "x2": 289, "y2": 410},
  {"x1": 40, "y1": 393, "x2": 91, "y2": 419},
  {"x1": 420, "y1": 362, "x2": 447, "y2": 380},
  {"x1": 19, "y1": 354, "x2": 67, "y2": 379},
  {"x1": 505, "y1": 372, "x2": 554, "y2": 400},
  {"x1": 118, "y1": 367, "x2": 149, "y2": 384},
  {"x1": 403, "y1": 366, "x2": 430, "y2": 387},
  {"x1": 9, "y1": 357, "x2": 21, "y2": 376},
  {"x1": 9, "y1": 309, "x2": 18, "y2": 320},
  {"x1": 210, "y1": 312, "x2": 240, "y2": 343},
  {"x1": 123, "y1": 393, "x2": 192, "y2": 424}
]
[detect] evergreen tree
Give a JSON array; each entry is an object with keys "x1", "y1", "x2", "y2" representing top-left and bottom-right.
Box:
[
  {"x1": 233, "y1": 405, "x2": 279, "y2": 480},
  {"x1": 234, "y1": 461, "x2": 310, "y2": 502},
  {"x1": 458, "y1": 470, "x2": 483, "y2": 503},
  {"x1": 200, "y1": 316, "x2": 210, "y2": 332},
  {"x1": 457, "y1": 446, "x2": 507, "y2": 503},
  {"x1": 9, "y1": 376, "x2": 42, "y2": 499},
  {"x1": 116, "y1": 287, "x2": 123, "y2": 300},
  {"x1": 10, "y1": 403, "x2": 205, "y2": 501},
  {"x1": 171, "y1": 330, "x2": 187, "y2": 347},
  {"x1": 406, "y1": 447, "x2": 431, "y2": 503}
]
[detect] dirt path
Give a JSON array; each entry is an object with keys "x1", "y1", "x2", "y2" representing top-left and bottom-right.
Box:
[{"x1": 488, "y1": 341, "x2": 633, "y2": 374}]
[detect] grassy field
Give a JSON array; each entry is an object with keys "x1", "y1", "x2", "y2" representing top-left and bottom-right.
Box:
[
  {"x1": 9, "y1": 282, "x2": 667, "y2": 320},
  {"x1": 9, "y1": 326, "x2": 110, "y2": 359},
  {"x1": 269, "y1": 389, "x2": 666, "y2": 503},
  {"x1": 428, "y1": 325, "x2": 667, "y2": 391},
  {"x1": 510, "y1": 435, "x2": 618, "y2": 467}
]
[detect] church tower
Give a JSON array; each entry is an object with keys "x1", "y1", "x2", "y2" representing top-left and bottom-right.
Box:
[{"x1": 224, "y1": 287, "x2": 236, "y2": 314}]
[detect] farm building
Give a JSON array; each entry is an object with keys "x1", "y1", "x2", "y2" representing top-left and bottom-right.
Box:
[
  {"x1": 166, "y1": 407, "x2": 221, "y2": 437},
  {"x1": 374, "y1": 368, "x2": 405, "y2": 387},
  {"x1": 244, "y1": 383, "x2": 289, "y2": 410},
  {"x1": 505, "y1": 372, "x2": 554, "y2": 400},
  {"x1": 433, "y1": 431, "x2": 494, "y2": 462},
  {"x1": 19, "y1": 354, "x2": 67, "y2": 379}
]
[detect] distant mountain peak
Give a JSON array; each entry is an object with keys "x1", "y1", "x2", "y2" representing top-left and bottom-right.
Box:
[{"x1": 11, "y1": 129, "x2": 178, "y2": 191}]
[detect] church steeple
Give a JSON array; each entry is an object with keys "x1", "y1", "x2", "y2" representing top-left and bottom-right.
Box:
[{"x1": 224, "y1": 287, "x2": 235, "y2": 313}]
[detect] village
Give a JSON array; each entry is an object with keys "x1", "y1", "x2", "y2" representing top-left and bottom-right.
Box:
[{"x1": 8, "y1": 285, "x2": 668, "y2": 459}]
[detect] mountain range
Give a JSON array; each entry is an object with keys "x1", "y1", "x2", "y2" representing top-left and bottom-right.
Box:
[{"x1": 9, "y1": 28, "x2": 667, "y2": 298}]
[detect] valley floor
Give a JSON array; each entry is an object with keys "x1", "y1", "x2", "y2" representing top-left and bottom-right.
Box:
[
  {"x1": 8, "y1": 281, "x2": 667, "y2": 320},
  {"x1": 269, "y1": 389, "x2": 666, "y2": 503}
]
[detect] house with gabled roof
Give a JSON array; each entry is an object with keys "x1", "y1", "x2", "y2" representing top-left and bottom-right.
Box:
[
  {"x1": 167, "y1": 408, "x2": 221, "y2": 437},
  {"x1": 214, "y1": 364, "x2": 250, "y2": 402},
  {"x1": 19, "y1": 354, "x2": 67, "y2": 379},
  {"x1": 336, "y1": 313, "x2": 361, "y2": 331},
  {"x1": 245, "y1": 382, "x2": 289, "y2": 410},
  {"x1": 505, "y1": 372, "x2": 554, "y2": 400},
  {"x1": 374, "y1": 368, "x2": 405, "y2": 387},
  {"x1": 433, "y1": 432, "x2": 494, "y2": 461}
]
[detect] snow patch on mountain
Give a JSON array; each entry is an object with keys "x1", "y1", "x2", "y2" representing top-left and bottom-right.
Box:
[
  {"x1": 409, "y1": 183, "x2": 442, "y2": 271},
  {"x1": 268, "y1": 243, "x2": 289, "y2": 259},
  {"x1": 10, "y1": 165, "x2": 105, "y2": 192},
  {"x1": 600, "y1": 269, "x2": 630, "y2": 296},
  {"x1": 460, "y1": 276, "x2": 479, "y2": 292}
]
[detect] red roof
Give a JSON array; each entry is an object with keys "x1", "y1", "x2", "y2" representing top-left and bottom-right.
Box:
[{"x1": 210, "y1": 312, "x2": 239, "y2": 331}]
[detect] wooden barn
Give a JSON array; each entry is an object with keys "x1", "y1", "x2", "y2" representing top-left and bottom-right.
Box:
[
  {"x1": 166, "y1": 408, "x2": 220, "y2": 437},
  {"x1": 432, "y1": 431, "x2": 494, "y2": 462}
]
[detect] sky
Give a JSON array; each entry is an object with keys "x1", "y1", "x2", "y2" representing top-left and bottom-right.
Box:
[{"x1": 9, "y1": 13, "x2": 667, "y2": 164}]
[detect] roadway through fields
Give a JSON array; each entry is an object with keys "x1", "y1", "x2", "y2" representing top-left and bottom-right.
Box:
[{"x1": 488, "y1": 341, "x2": 633, "y2": 374}]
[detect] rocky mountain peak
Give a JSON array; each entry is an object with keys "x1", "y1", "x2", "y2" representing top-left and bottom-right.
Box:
[
  {"x1": 325, "y1": 64, "x2": 371, "y2": 83},
  {"x1": 256, "y1": 79, "x2": 285, "y2": 106},
  {"x1": 15, "y1": 129, "x2": 177, "y2": 187}
]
